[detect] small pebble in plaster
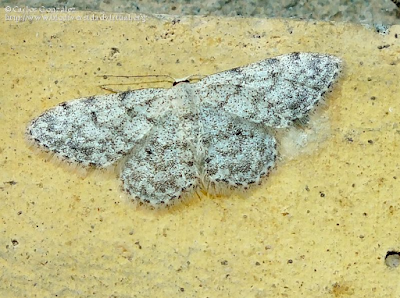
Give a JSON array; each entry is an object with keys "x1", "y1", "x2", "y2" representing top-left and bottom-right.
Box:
[
  {"x1": 391, "y1": 0, "x2": 400, "y2": 8},
  {"x1": 27, "y1": 53, "x2": 342, "y2": 207},
  {"x1": 385, "y1": 251, "x2": 400, "y2": 268}
]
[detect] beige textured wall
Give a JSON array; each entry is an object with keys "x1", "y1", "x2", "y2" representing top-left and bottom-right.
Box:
[{"x1": 1, "y1": 10, "x2": 400, "y2": 297}]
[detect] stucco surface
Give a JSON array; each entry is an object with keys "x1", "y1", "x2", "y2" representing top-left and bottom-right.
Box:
[{"x1": 1, "y1": 10, "x2": 400, "y2": 297}]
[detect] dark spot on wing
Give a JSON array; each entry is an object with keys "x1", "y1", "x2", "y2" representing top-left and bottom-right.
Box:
[
  {"x1": 85, "y1": 96, "x2": 95, "y2": 105},
  {"x1": 59, "y1": 102, "x2": 69, "y2": 109}
]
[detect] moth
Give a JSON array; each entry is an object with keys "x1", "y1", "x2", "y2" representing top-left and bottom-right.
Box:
[{"x1": 27, "y1": 52, "x2": 342, "y2": 207}]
